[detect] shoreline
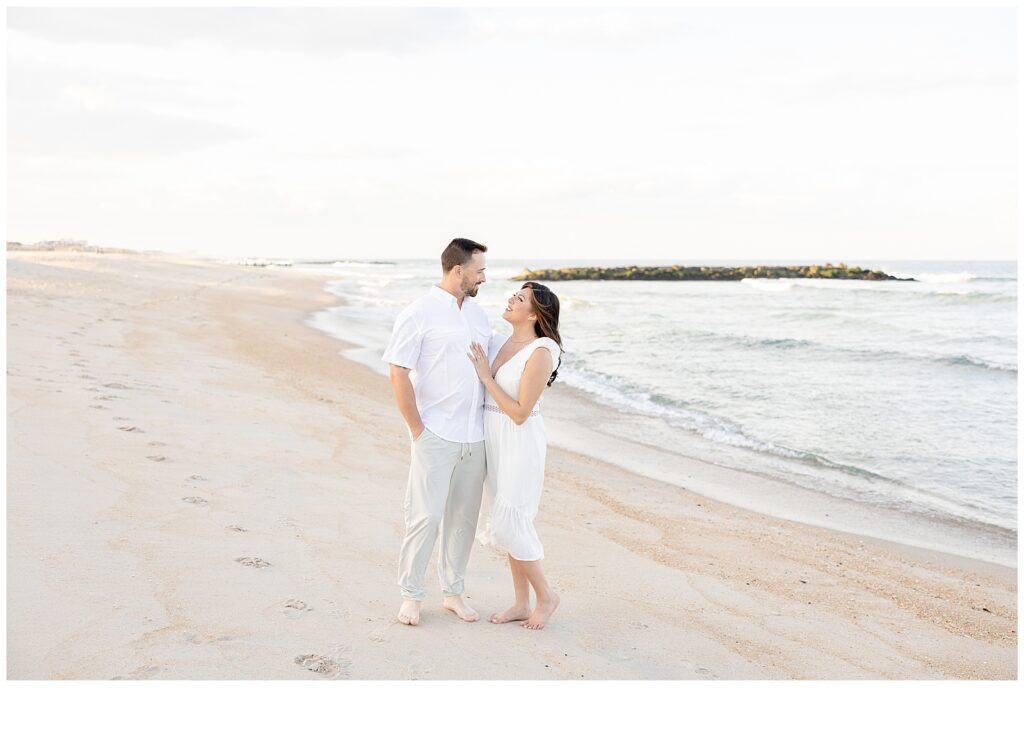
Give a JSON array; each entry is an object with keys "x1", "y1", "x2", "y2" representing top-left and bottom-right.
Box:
[
  {"x1": 543, "y1": 384, "x2": 1017, "y2": 568},
  {"x1": 303, "y1": 276, "x2": 1016, "y2": 569},
  {"x1": 6, "y1": 248, "x2": 1016, "y2": 679}
]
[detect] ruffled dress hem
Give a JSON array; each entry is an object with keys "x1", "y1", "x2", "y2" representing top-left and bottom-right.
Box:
[{"x1": 476, "y1": 500, "x2": 544, "y2": 561}]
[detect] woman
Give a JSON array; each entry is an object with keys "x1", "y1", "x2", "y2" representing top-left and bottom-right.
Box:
[{"x1": 468, "y1": 281, "x2": 563, "y2": 630}]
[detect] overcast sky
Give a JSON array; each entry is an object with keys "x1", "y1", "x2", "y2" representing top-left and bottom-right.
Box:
[{"x1": 6, "y1": 7, "x2": 1017, "y2": 261}]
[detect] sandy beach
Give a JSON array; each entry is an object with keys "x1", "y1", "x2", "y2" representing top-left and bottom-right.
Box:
[{"x1": 5, "y1": 248, "x2": 1017, "y2": 679}]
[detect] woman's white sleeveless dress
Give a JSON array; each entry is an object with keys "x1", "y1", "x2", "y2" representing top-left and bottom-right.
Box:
[{"x1": 476, "y1": 336, "x2": 561, "y2": 562}]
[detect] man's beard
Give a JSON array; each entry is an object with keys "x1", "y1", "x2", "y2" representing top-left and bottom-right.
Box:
[{"x1": 463, "y1": 281, "x2": 479, "y2": 298}]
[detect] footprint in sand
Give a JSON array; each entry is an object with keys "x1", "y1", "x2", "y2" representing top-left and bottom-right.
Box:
[
  {"x1": 182, "y1": 496, "x2": 208, "y2": 505},
  {"x1": 119, "y1": 425, "x2": 144, "y2": 433},
  {"x1": 147, "y1": 441, "x2": 167, "y2": 447},
  {"x1": 236, "y1": 556, "x2": 271, "y2": 568},
  {"x1": 146, "y1": 455, "x2": 168, "y2": 462},
  {"x1": 89, "y1": 405, "x2": 108, "y2": 410},
  {"x1": 294, "y1": 652, "x2": 349, "y2": 678},
  {"x1": 103, "y1": 382, "x2": 131, "y2": 390},
  {"x1": 184, "y1": 632, "x2": 233, "y2": 645},
  {"x1": 189, "y1": 474, "x2": 207, "y2": 481},
  {"x1": 78, "y1": 374, "x2": 97, "y2": 380},
  {"x1": 113, "y1": 416, "x2": 130, "y2": 420},
  {"x1": 225, "y1": 524, "x2": 247, "y2": 533},
  {"x1": 407, "y1": 656, "x2": 433, "y2": 680},
  {"x1": 283, "y1": 599, "x2": 312, "y2": 619},
  {"x1": 112, "y1": 665, "x2": 160, "y2": 680},
  {"x1": 94, "y1": 395, "x2": 120, "y2": 401}
]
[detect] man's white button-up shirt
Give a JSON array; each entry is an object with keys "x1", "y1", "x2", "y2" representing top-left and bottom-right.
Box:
[{"x1": 382, "y1": 285, "x2": 491, "y2": 443}]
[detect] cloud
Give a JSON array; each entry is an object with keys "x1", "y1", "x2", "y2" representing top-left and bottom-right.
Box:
[
  {"x1": 9, "y1": 105, "x2": 251, "y2": 159},
  {"x1": 6, "y1": 53, "x2": 252, "y2": 160},
  {"x1": 473, "y1": 8, "x2": 691, "y2": 48},
  {"x1": 7, "y1": 7, "x2": 475, "y2": 56},
  {"x1": 5, "y1": 7, "x2": 1015, "y2": 260},
  {"x1": 278, "y1": 145, "x2": 418, "y2": 162},
  {"x1": 7, "y1": 55, "x2": 228, "y2": 113},
  {"x1": 62, "y1": 84, "x2": 108, "y2": 112},
  {"x1": 783, "y1": 70, "x2": 1015, "y2": 105}
]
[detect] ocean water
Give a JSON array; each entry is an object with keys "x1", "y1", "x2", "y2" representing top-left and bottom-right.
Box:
[{"x1": 296, "y1": 257, "x2": 1017, "y2": 546}]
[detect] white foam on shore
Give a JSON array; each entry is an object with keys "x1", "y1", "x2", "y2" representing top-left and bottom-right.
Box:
[
  {"x1": 912, "y1": 271, "x2": 977, "y2": 283},
  {"x1": 741, "y1": 278, "x2": 796, "y2": 292},
  {"x1": 542, "y1": 385, "x2": 1018, "y2": 568},
  {"x1": 303, "y1": 281, "x2": 401, "y2": 380},
  {"x1": 560, "y1": 364, "x2": 1014, "y2": 531}
]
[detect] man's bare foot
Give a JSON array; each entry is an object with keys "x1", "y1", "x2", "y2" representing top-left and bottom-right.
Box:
[
  {"x1": 398, "y1": 599, "x2": 421, "y2": 626},
  {"x1": 522, "y1": 592, "x2": 560, "y2": 630},
  {"x1": 442, "y1": 595, "x2": 479, "y2": 623},
  {"x1": 489, "y1": 603, "x2": 532, "y2": 624}
]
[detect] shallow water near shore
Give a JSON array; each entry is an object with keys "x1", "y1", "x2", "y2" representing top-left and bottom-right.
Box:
[{"x1": 296, "y1": 257, "x2": 1017, "y2": 564}]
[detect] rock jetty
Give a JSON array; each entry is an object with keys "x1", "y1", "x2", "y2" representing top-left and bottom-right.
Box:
[{"x1": 512, "y1": 263, "x2": 911, "y2": 281}]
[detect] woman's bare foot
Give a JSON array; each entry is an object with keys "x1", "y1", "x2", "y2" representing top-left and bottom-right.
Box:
[
  {"x1": 398, "y1": 599, "x2": 421, "y2": 626},
  {"x1": 442, "y1": 595, "x2": 479, "y2": 622},
  {"x1": 489, "y1": 603, "x2": 532, "y2": 624},
  {"x1": 522, "y1": 592, "x2": 559, "y2": 630}
]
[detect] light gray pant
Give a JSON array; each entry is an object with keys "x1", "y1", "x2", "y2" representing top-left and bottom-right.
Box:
[{"x1": 398, "y1": 428, "x2": 486, "y2": 601}]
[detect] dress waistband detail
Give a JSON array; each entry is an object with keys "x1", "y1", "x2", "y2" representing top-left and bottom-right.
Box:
[{"x1": 484, "y1": 403, "x2": 539, "y2": 418}]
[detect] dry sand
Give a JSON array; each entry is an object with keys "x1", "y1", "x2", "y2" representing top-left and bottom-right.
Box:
[{"x1": 5, "y1": 249, "x2": 1017, "y2": 679}]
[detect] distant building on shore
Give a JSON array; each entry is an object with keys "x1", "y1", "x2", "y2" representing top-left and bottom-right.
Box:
[{"x1": 7, "y1": 239, "x2": 138, "y2": 254}]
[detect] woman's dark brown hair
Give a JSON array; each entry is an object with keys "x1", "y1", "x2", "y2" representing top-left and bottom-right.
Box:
[{"x1": 522, "y1": 281, "x2": 563, "y2": 386}]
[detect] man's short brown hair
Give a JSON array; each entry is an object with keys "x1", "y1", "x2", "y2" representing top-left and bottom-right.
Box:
[{"x1": 441, "y1": 238, "x2": 488, "y2": 273}]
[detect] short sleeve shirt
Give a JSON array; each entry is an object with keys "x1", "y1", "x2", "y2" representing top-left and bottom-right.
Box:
[{"x1": 382, "y1": 285, "x2": 492, "y2": 443}]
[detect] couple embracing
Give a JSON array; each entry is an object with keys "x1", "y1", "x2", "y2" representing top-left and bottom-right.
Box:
[{"x1": 382, "y1": 238, "x2": 563, "y2": 630}]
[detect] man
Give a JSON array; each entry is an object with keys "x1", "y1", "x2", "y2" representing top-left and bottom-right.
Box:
[{"x1": 382, "y1": 238, "x2": 491, "y2": 626}]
